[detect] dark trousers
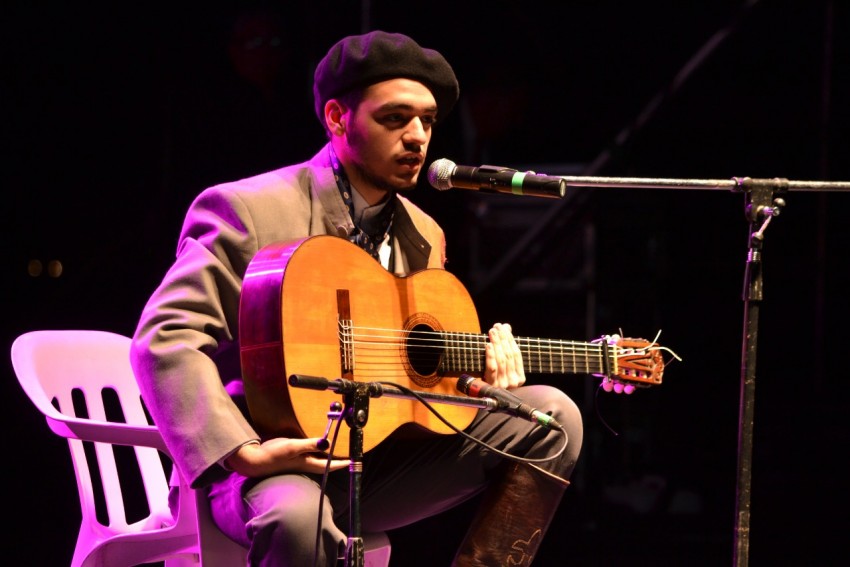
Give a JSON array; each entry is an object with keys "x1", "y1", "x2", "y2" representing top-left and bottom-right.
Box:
[{"x1": 207, "y1": 384, "x2": 583, "y2": 566}]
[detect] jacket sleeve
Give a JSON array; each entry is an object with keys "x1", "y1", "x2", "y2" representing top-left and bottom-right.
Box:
[{"x1": 130, "y1": 184, "x2": 264, "y2": 488}]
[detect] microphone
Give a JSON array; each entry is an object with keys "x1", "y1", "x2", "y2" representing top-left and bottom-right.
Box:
[
  {"x1": 456, "y1": 374, "x2": 562, "y2": 430},
  {"x1": 427, "y1": 158, "x2": 566, "y2": 198}
]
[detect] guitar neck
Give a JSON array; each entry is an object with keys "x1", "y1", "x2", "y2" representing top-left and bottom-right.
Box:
[{"x1": 440, "y1": 332, "x2": 607, "y2": 376}]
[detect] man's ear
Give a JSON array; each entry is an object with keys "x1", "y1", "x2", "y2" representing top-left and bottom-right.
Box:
[{"x1": 324, "y1": 99, "x2": 346, "y2": 136}]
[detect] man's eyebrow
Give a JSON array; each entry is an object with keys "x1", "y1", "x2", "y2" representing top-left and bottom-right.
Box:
[{"x1": 375, "y1": 101, "x2": 438, "y2": 114}]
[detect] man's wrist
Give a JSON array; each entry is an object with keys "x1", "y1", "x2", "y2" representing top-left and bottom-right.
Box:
[{"x1": 222, "y1": 439, "x2": 260, "y2": 471}]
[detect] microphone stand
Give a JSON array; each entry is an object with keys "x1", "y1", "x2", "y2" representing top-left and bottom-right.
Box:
[
  {"x1": 288, "y1": 374, "x2": 495, "y2": 567},
  {"x1": 547, "y1": 174, "x2": 848, "y2": 567}
]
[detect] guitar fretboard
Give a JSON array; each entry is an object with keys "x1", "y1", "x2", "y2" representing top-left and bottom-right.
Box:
[{"x1": 440, "y1": 332, "x2": 608, "y2": 376}]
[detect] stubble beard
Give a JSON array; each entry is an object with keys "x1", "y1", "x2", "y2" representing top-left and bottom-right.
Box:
[
  {"x1": 349, "y1": 160, "x2": 417, "y2": 193},
  {"x1": 345, "y1": 125, "x2": 419, "y2": 194}
]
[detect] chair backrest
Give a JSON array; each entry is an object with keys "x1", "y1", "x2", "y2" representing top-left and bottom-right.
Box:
[{"x1": 10, "y1": 330, "x2": 207, "y2": 566}]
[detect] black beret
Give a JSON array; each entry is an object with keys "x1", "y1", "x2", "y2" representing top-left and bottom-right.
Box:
[{"x1": 313, "y1": 30, "x2": 459, "y2": 123}]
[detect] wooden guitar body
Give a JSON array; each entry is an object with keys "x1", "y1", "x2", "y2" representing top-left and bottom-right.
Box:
[
  {"x1": 239, "y1": 236, "x2": 667, "y2": 456},
  {"x1": 239, "y1": 236, "x2": 480, "y2": 454}
]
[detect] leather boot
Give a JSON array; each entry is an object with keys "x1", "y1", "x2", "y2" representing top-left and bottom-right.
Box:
[{"x1": 452, "y1": 462, "x2": 569, "y2": 567}]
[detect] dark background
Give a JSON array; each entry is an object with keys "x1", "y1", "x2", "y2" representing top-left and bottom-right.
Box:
[{"x1": 4, "y1": 1, "x2": 850, "y2": 565}]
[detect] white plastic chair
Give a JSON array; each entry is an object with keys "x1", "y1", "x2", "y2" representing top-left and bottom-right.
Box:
[{"x1": 10, "y1": 329, "x2": 392, "y2": 566}]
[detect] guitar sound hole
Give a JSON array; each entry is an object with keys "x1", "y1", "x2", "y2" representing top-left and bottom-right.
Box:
[{"x1": 406, "y1": 324, "x2": 444, "y2": 377}]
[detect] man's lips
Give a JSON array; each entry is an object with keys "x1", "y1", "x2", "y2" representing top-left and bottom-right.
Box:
[{"x1": 397, "y1": 156, "x2": 423, "y2": 171}]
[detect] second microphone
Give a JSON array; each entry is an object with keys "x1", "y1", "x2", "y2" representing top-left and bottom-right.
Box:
[{"x1": 456, "y1": 374, "x2": 563, "y2": 430}]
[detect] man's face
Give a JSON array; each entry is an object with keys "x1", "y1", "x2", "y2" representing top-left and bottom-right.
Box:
[{"x1": 338, "y1": 78, "x2": 438, "y2": 195}]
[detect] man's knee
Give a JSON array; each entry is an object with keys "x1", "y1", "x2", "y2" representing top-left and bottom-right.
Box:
[{"x1": 246, "y1": 477, "x2": 345, "y2": 563}]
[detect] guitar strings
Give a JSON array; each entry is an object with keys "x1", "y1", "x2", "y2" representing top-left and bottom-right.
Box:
[
  {"x1": 334, "y1": 324, "x2": 677, "y2": 386},
  {"x1": 338, "y1": 324, "x2": 611, "y2": 376},
  {"x1": 343, "y1": 325, "x2": 610, "y2": 353}
]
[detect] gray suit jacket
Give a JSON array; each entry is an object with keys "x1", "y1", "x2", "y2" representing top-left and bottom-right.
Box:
[{"x1": 130, "y1": 144, "x2": 446, "y2": 487}]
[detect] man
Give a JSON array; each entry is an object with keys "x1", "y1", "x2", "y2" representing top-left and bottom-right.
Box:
[{"x1": 131, "y1": 30, "x2": 583, "y2": 566}]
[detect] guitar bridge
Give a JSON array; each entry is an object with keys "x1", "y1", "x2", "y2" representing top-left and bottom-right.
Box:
[{"x1": 337, "y1": 289, "x2": 354, "y2": 377}]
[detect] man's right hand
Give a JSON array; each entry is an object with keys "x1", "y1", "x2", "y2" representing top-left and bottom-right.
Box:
[{"x1": 226, "y1": 437, "x2": 350, "y2": 477}]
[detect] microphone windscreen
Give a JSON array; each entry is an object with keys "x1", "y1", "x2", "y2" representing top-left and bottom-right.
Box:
[
  {"x1": 456, "y1": 374, "x2": 474, "y2": 395},
  {"x1": 427, "y1": 158, "x2": 456, "y2": 190}
]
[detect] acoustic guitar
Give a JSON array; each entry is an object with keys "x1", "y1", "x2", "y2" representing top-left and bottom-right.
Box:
[{"x1": 239, "y1": 235, "x2": 667, "y2": 455}]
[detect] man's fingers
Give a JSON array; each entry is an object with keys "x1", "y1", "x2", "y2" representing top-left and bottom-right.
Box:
[
  {"x1": 299, "y1": 437, "x2": 332, "y2": 453},
  {"x1": 485, "y1": 323, "x2": 525, "y2": 389}
]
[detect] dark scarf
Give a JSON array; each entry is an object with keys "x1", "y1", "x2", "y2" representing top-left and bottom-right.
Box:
[{"x1": 329, "y1": 147, "x2": 395, "y2": 262}]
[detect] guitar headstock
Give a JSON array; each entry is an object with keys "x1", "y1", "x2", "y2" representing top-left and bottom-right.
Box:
[{"x1": 595, "y1": 335, "x2": 669, "y2": 393}]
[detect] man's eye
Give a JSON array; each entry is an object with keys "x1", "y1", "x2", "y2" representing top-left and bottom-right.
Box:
[{"x1": 379, "y1": 113, "x2": 436, "y2": 128}]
